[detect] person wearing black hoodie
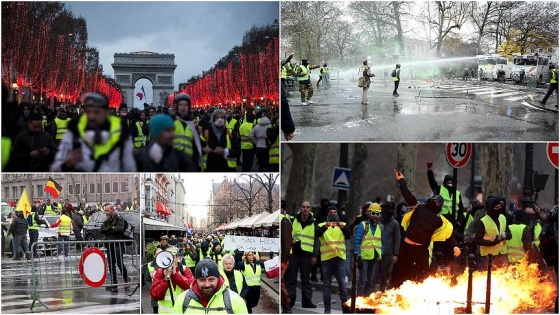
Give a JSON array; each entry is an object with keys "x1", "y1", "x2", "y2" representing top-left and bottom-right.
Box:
[
  {"x1": 286, "y1": 201, "x2": 320, "y2": 309},
  {"x1": 203, "y1": 109, "x2": 239, "y2": 172},
  {"x1": 474, "y1": 197, "x2": 512, "y2": 268},
  {"x1": 393, "y1": 168, "x2": 459, "y2": 287},
  {"x1": 379, "y1": 202, "x2": 401, "y2": 291}
]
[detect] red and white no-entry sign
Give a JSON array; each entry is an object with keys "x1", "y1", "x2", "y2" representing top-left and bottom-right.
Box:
[
  {"x1": 446, "y1": 143, "x2": 472, "y2": 168},
  {"x1": 547, "y1": 142, "x2": 559, "y2": 169},
  {"x1": 79, "y1": 247, "x2": 107, "y2": 288}
]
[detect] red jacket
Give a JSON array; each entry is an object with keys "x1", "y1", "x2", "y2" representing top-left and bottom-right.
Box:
[{"x1": 150, "y1": 265, "x2": 194, "y2": 301}]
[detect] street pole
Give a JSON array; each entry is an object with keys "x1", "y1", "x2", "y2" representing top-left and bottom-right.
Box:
[
  {"x1": 338, "y1": 143, "x2": 348, "y2": 206},
  {"x1": 470, "y1": 145, "x2": 476, "y2": 199},
  {"x1": 555, "y1": 168, "x2": 558, "y2": 206},
  {"x1": 451, "y1": 167, "x2": 458, "y2": 226},
  {"x1": 521, "y1": 144, "x2": 534, "y2": 210}
]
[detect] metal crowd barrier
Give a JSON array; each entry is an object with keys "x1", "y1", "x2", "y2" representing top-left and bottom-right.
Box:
[{"x1": 30, "y1": 239, "x2": 140, "y2": 310}]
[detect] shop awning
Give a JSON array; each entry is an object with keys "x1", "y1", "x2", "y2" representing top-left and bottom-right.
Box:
[
  {"x1": 143, "y1": 217, "x2": 183, "y2": 231},
  {"x1": 254, "y1": 210, "x2": 280, "y2": 228},
  {"x1": 156, "y1": 201, "x2": 171, "y2": 215}
]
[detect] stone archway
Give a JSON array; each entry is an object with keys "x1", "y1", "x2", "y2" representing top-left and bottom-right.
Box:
[{"x1": 112, "y1": 51, "x2": 177, "y2": 107}]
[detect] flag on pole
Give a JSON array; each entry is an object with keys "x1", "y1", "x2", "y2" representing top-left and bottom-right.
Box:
[
  {"x1": 141, "y1": 85, "x2": 147, "y2": 101},
  {"x1": 16, "y1": 189, "x2": 32, "y2": 217},
  {"x1": 136, "y1": 92, "x2": 144, "y2": 101},
  {"x1": 44, "y1": 177, "x2": 63, "y2": 198},
  {"x1": 186, "y1": 223, "x2": 193, "y2": 237}
]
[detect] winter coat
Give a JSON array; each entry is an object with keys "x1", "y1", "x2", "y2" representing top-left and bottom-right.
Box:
[{"x1": 249, "y1": 117, "x2": 271, "y2": 149}]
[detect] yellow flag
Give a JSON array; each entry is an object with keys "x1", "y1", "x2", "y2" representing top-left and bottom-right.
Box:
[{"x1": 16, "y1": 189, "x2": 32, "y2": 217}]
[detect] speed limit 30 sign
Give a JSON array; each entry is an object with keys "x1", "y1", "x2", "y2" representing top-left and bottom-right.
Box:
[{"x1": 446, "y1": 143, "x2": 472, "y2": 168}]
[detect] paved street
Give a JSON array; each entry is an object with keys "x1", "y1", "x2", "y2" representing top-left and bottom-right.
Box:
[
  {"x1": 1, "y1": 253, "x2": 140, "y2": 314},
  {"x1": 288, "y1": 77, "x2": 558, "y2": 141}
]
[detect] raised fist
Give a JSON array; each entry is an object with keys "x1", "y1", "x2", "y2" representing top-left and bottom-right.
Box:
[
  {"x1": 394, "y1": 168, "x2": 404, "y2": 180},
  {"x1": 427, "y1": 161, "x2": 433, "y2": 169}
]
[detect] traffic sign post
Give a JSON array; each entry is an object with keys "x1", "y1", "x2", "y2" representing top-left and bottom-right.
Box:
[
  {"x1": 332, "y1": 167, "x2": 351, "y2": 191},
  {"x1": 446, "y1": 143, "x2": 472, "y2": 225}
]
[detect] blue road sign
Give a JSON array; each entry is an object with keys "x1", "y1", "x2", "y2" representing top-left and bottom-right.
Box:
[{"x1": 332, "y1": 167, "x2": 351, "y2": 190}]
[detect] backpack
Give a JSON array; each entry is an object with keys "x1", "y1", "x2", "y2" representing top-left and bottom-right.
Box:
[
  {"x1": 349, "y1": 220, "x2": 369, "y2": 253},
  {"x1": 266, "y1": 125, "x2": 279, "y2": 149},
  {"x1": 391, "y1": 69, "x2": 397, "y2": 77},
  {"x1": 121, "y1": 216, "x2": 134, "y2": 240}
]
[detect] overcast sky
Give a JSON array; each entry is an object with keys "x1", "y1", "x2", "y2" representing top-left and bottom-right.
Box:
[{"x1": 66, "y1": 1, "x2": 278, "y2": 107}]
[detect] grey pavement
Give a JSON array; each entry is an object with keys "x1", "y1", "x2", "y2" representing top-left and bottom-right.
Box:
[{"x1": 287, "y1": 78, "x2": 558, "y2": 141}]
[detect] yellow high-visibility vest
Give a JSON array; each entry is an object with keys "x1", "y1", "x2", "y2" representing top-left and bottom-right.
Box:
[
  {"x1": 506, "y1": 223, "x2": 526, "y2": 263},
  {"x1": 358, "y1": 221, "x2": 382, "y2": 260},
  {"x1": 54, "y1": 117, "x2": 71, "y2": 140},
  {"x1": 292, "y1": 218, "x2": 315, "y2": 253},
  {"x1": 318, "y1": 222, "x2": 346, "y2": 261},
  {"x1": 480, "y1": 214, "x2": 507, "y2": 256}
]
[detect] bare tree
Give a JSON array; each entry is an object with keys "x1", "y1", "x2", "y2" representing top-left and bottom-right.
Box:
[
  {"x1": 421, "y1": 1, "x2": 470, "y2": 57},
  {"x1": 469, "y1": 1, "x2": 498, "y2": 54},
  {"x1": 284, "y1": 143, "x2": 316, "y2": 214},
  {"x1": 250, "y1": 174, "x2": 279, "y2": 213},
  {"x1": 347, "y1": 144, "x2": 368, "y2": 224},
  {"x1": 395, "y1": 143, "x2": 418, "y2": 206},
  {"x1": 233, "y1": 175, "x2": 265, "y2": 217}
]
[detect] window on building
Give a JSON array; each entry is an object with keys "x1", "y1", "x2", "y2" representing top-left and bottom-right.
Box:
[
  {"x1": 12, "y1": 187, "x2": 17, "y2": 199},
  {"x1": 76, "y1": 184, "x2": 81, "y2": 196},
  {"x1": 83, "y1": 184, "x2": 87, "y2": 195},
  {"x1": 121, "y1": 181, "x2": 128, "y2": 193},
  {"x1": 113, "y1": 182, "x2": 118, "y2": 193},
  {"x1": 90, "y1": 183, "x2": 95, "y2": 194},
  {"x1": 104, "y1": 183, "x2": 110, "y2": 194},
  {"x1": 37, "y1": 185, "x2": 43, "y2": 197},
  {"x1": 97, "y1": 183, "x2": 101, "y2": 194},
  {"x1": 68, "y1": 184, "x2": 73, "y2": 195},
  {"x1": 20, "y1": 186, "x2": 26, "y2": 196},
  {"x1": 4, "y1": 187, "x2": 9, "y2": 199}
]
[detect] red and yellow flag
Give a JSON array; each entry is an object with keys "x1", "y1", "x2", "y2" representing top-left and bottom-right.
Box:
[{"x1": 16, "y1": 189, "x2": 32, "y2": 217}]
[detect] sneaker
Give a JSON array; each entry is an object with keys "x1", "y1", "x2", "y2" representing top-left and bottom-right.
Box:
[
  {"x1": 538, "y1": 100, "x2": 545, "y2": 105},
  {"x1": 324, "y1": 310, "x2": 331, "y2": 314},
  {"x1": 308, "y1": 100, "x2": 314, "y2": 104},
  {"x1": 302, "y1": 303, "x2": 317, "y2": 309},
  {"x1": 302, "y1": 102, "x2": 308, "y2": 106}
]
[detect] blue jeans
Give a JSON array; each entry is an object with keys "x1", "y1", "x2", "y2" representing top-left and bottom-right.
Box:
[
  {"x1": 358, "y1": 259, "x2": 379, "y2": 296},
  {"x1": 58, "y1": 235, "x2": 69, "y2": 256},
  {"x1": 321, "y1": 257, "x2": 348, "y2": 311},
  {"x1": 12, "y1": 235, "x2": 26, "y2": 259}
]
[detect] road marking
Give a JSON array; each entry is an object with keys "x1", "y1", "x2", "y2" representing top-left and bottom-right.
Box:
[
  {"x1": 473, "y1": 89, "x2": 507, "y2": 95},
  {"x1": 490, "y1": 91, "x2": 524, "y2": 98}
]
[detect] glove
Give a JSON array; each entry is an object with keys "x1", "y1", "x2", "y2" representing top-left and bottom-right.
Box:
[
  {"x1": 427, "y1": 161, "x2": 433, "y2": 169},
  {"x1": 394, "y1": 168, "x2": 404, "y2": 180},
  {"x1": 499, "y1": 232, "x2": 506, "y2": 240},
  {"x1": 454, "y1": 247, "x2": 461, "y2": 257}
]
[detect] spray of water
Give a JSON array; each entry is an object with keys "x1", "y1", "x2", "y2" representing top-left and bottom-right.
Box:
[{"x1": 331, "y1": 56, "x2": 481, "y2": 80}]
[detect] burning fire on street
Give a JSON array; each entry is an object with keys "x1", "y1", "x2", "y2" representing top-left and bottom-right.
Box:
[{"x1": 344, "y1": 260, "x2": 556, "y2": 314}]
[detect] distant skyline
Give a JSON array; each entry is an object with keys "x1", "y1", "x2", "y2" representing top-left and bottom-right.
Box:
[{"x1": 66, "y1": 1, "x2": 278, "y2": 107}]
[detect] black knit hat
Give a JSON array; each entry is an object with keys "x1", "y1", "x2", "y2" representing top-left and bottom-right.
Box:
[{"x1": 195, "y1": 258, "x2": 221, "y2": 279}]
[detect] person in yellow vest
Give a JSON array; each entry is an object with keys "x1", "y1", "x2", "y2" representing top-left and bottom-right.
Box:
[
  {"x1": 50, "y1": 209, "x2": 73, "y2": 257},
  {"x1": 317, "y1": 206, "x2": 350, "y2": 313},
  {"x1": 427, "y1": 162, "x2": 465, "y2": 225},
  {"x1": 354, "y1": 203, "x2": 383, "y2": 296},
  {"x1": 220, "y1": 254, "x2": 248, "y2": 300},
  {"x1": 294, "y1": 58, "x2": 320, "y2": 106},
  {"x1": 392, "y1": 64, "x2": 401, "y2": 96},
  {"x1": 172, "y1": 258, "x2": 248, "y2": 314},
  {"x1": 43, "y1": 199, "x2": 56, "y2": 215},
  {"x1": 146, "y1": 248, "x2": 162, "y2": 313},
  {"x1": 474, "y1": 197, "x2": 512, "y2": 268},
  {"x1": 239, "y1": 113, "x2": 256, "y2": 172},
  {"x1": 172, "y1": 93, "x2": 203, "y2": 171},
  {"x1": 50, "y1": 92, "x2": 137, "y2": 172},
  {"x1": 1, "y1": 136, "x2": 11, "y2": 170},
  {"x1": 27, "y1": 206, "x2": 45, "y2": 257},
  {"x1": 209, "y1": 243, "x2": 224, "y2": 270},
  {"x1": 182, "y1": 241, "x2": 199, "y2": 276},
  {"x1": 150, "y1": 246, "x2": 195, "y2": 314},
  {"x1": 539, "y1": 64, "x2": 558, "y2": 107},
  {"x1": 202, "y1": 109, "x2": 239, "y2": 172},
  {"x1": 266, "y1": 118, "x2": 279, "y2": 172},
  {"x1": 281, "y1": 53, "x2": 294, "y2": 86},
  {"x1": 52, "y1": 107, "x2": 71, "y2": 146},
  {"x1": 393, "y1": 168, "x2": 460, "y2": 287},
  {"x1": 506, "y1": 213, "x2": 533, "y2": 264},
  {"x1": 238, "y1": 251, "x2": 264, "y2": 313},
  {"x1": 286, "y1": 200, "x2": 319, "y2": 309}
]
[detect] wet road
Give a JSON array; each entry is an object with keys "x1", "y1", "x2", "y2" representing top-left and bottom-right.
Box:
[
  {"x1": 1, "y1": 253, "x2": 140, "y2": 313},
  {"x1": 287, "y1": 78, "x2": 558, "y2": 141}
]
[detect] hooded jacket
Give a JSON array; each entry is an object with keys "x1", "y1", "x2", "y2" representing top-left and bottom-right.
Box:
[{"x1": 249, "y1": 117, "x2": 271, "y2": 149}]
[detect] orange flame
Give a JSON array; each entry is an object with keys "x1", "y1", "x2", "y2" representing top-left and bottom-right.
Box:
[{"x1": 347, "y1": 259, "x2": 556, "y2": 314}]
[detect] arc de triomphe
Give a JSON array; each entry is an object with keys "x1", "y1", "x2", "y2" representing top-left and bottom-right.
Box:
[{"x1": 112, "y1": 51, "x2": 177, "y2": 107}]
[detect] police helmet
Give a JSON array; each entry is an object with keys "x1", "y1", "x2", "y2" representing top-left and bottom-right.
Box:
[{"x1": 173, "y1": 93, "x2": 191, "y2": 107}]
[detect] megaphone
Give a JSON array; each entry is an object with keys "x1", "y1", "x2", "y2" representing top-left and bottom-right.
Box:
[{"x1": 155, "y1": 251, "x2": 174, "y2": 269}]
